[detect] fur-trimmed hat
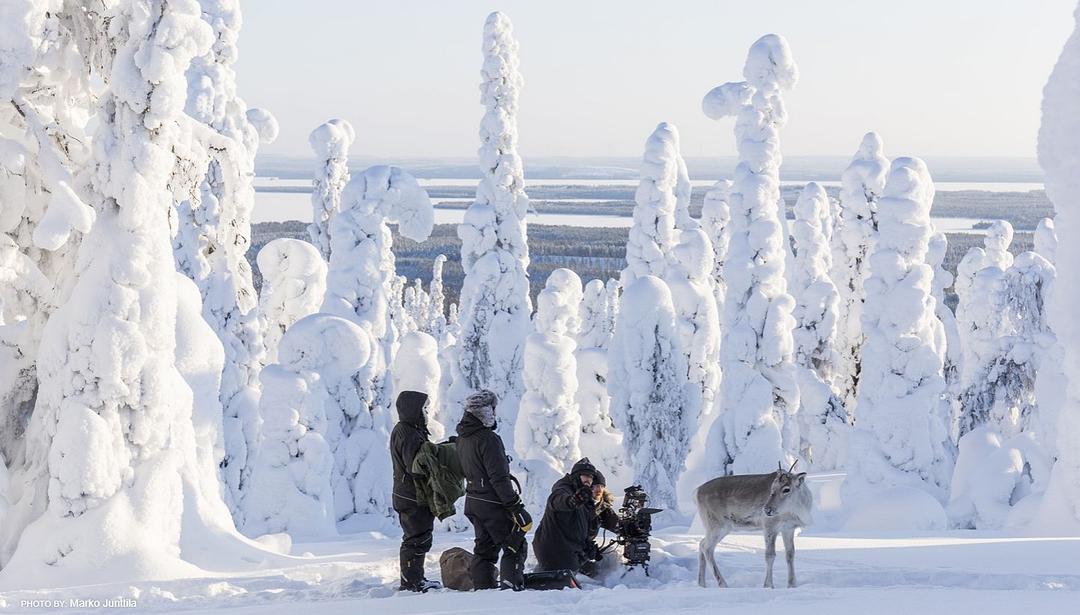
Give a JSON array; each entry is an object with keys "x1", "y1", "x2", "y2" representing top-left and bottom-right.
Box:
[{"x1": 464, "y1": 389, "x2": 498, "y2": 428}]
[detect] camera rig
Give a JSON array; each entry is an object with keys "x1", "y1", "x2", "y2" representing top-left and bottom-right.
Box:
[{"x1": 613, "y1": 485, "x2": 663, "y2": 575}]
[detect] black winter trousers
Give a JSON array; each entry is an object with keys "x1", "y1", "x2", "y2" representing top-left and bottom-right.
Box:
[
  {"x1": 397, "y1": 502, "x2": 435, "y2": 588},
  {"x1": 465, "y1": 498, "x2": 527, "y2": 589}
]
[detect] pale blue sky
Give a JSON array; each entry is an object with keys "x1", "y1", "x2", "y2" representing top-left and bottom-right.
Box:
[{"x1": 236, "y1": 0, "x2": 1075, "y2": 160}]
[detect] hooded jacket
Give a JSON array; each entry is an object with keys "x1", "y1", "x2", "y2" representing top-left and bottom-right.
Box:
[
  {"x1": 455, "y1": 411, "x2": 519, "y2": 507},
  {"x1": 533, "y1": 459, "x2": 617, "y2": 572},
  {"x1": 390, "y1": 391, "x2": 430, "y2": 509}
]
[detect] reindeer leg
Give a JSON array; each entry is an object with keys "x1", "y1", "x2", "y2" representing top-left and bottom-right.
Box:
[
  {"x1": 697, "y1": 536, "x2": 708, "y2": 587},
  {"x1": 763, "y1": 527, "x2": 777, "y2": 589},
  {"x1": 698, "y1": 527, "x2": 727, "y2": 588},
  {"x1": 710, "y1": 527, "x2": 728, "y2": 588},
  {"x1": 782, "y1": 527, "x2": 797, "y2": 588}
]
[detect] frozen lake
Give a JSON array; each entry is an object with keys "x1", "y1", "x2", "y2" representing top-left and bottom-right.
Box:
[
  {"x1": 252, "y1": 190, "x2": 999, "y2": 234},
  {"x1": 254, "y1": 177, "x2": 1045, "y2": 193}
]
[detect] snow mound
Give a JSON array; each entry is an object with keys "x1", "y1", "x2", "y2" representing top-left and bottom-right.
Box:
[
  {"x1": 844, "y1": 486, "x2": 947, "y2": 532},
  {"x1": 948, "y1": 427, "x2": 1050, "y2": 530}
]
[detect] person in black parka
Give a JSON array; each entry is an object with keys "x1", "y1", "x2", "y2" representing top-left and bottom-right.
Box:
[
  {"x1": 533, "y1": 458, "x2": 619, "y2": 575},
  {"x1": 390, "y1": 390, "x2": 438, "y2": 592},
  {"x1": 455, "y1": 390, "x2": 531, "y2": 590}
]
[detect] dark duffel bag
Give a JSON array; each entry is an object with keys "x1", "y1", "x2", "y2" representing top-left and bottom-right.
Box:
[
  {"x1": 524, "y1": 569, "x2": 579, "y2": 590},
  {"x1": 439, "y1": 547, "x2": 474, "y2": 591}
]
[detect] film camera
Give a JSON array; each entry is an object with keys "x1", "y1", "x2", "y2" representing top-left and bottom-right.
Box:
[{"x1": 614, "y1": 485, "x2": 663, "y2": 574}]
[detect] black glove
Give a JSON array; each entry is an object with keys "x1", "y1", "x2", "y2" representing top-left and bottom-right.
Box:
[
  {"x1": 510, "y1": 504, "x2": 533, "y2": 533},
  {"x1": 572, "y1": 486, "x2": 593, "y2": 508},
  {"x1": 589, "y1": 542, "x2": 603, "y2": 561}
]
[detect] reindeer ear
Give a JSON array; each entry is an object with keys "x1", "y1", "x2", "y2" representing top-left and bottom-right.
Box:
[{"x1": 794, "y1": 473, "x2": 806, "y2": 486}]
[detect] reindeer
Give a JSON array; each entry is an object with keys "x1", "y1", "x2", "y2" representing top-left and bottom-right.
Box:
[{"x1": 695, "y1": 462, "x2": 813, "y2": 588}]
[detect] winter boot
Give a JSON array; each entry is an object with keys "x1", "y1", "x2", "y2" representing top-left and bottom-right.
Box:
[{"x1": 399, "y1": 552, "x2": 427, "y2": 591}]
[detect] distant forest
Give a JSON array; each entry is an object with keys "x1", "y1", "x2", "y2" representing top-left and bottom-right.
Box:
[{"x1": 250, "y1": 221, "x2": 1033, "y2": 311}]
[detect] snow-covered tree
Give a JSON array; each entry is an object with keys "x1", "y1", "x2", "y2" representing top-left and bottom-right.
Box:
[
  {"x1": 984, "y1": 220, "x2": 1015, "y2": 271},
  {"x1": 843, "y1": 157, "x2": 954, "y2": 504},
  {"x1": 450, "y1": 12, "x2": 531, "y2": 443},
  {"x1": 1035, "y1": 3, "x2": 1080, "y2": 528},
  {"x1": 166, "y1": 0, "x2": 279, "y2": 515},
  {"x1": 671, "y1": 227, "x2": 724, "y2": 506},
  {"x1": 831, "y1": 132, "x2": 889, "y2": 415},
  {"x1": 1035, "y1": 217, "x2": 1057, "y2": 264},
  {"x1": 578, "y1": 279, "x2": 614, "y2": 350},
  {"x1": 284, "y1": 314, "x2": 385, "y2": 521},
  {"x1": 0, "y1": 3, "x2": 96, "y2": 482},
  {"x1": 955, "y1": 265, "x2": 1008, "y2": 438},
  {"x1": 515, "y1": 269, "x2": 584, "y2": 511},
  {"x1": 609, "y1": 276, "x2": 689, "y2": 511},
  {"x1": 241, "y1": 364, "x2": 336, "y2": 539},
  {"x1": 321, "y1": 165, "x2": 432, "y2": 519},
  {"x1": 701, "y1": 179, "x2": 733, "y2": 312},
  {"x1": 789, "y1": 182, "x2": 846, "y2": 470},
  {"x1": 955, "y1": 221, "x2": 1019, "y2": 441},
  {"x1": 0, "y1": 0, "x2": 271, "y2": 585},
  {"x1": 604, "y1": 278, "x2": 620, "y2": 338},
  {"x1": 1032, "y1": 216, "x2": 1064, "y2": 459},
  {"x1": 322, "y1": 164, "x2": 433, "y2": 342},
  {"x1": 928, "y1": 232, "x2": 963, "y2": 426},
  {"x1": 244, "y1": 313, "x2": 378, "y2": 532},
  {"x1": 423, "y1": 254, "x2": 448, "y2": 337},
  {"x1": 392, "y1": 330, "x2": 445, "y2": 441},
  {"x1": 308, "y1": 119, "x2": 354, "y2": 260},
  {"x1": 257, "y1": 238, "x2": 327, "y2": 364},
  {"x1": 701, "y1": 34, "x2": 801, "y2": 475},
  {"x1": 946, "y1": 250, "x2": 1056, "y2": 531},
  {"x1": 999, "y1": 253, "x2": 1056, "y2": 438},
  {"x1": 668, "y1": 229, "x2": 721, "y2": 421},
  {"x1": 435, "y1": 310, "x2": 461, "y2": 433},
  {"x1": 622, "y1": 123, "x2": 683, "y2": 284},
  {"x1": 575, "y1": 279, "x2": 628, "y2": 489},
  {"x1": 790, "y1": 183, "x2": 841, "y2": 385},
  {"x1": 956, "y1": 253, "x2": 1056, "y2": 440},
  {"x1": 402, "y1": 278, "x2": 430, "y2": 336}
]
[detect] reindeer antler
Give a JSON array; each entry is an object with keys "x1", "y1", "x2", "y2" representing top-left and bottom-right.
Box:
[{"x1": 789, "y1": 460, "x2": 799, "y2": 473}]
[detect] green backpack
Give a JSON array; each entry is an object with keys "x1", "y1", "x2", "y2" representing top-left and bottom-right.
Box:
[{"x1": 410, "y1": 440, "x2": 466, "y2": 520}]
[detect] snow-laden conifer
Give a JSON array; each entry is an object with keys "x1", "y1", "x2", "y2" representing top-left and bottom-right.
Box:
[
  {"x1": 308, "y1": 119, "x2": 354, "y2": 260},
  {"x1": 515, "y1": 269, "x2": 584, "y2": 511},
  {"x1": 701, "y1": 34, "x2": 801, "y2": 474},
  {"x1": 843, "y1": 157, "x2": 953, "y2": 504},
  {"x1": 257, "y1": 238, "x2": 327, "y2": 365},
  {"x1": 449, "y1": 13, "x2": 531, "y2": 444},
  {"x1": 831, "y1": 132, "x2": 889, "y2": 416}
]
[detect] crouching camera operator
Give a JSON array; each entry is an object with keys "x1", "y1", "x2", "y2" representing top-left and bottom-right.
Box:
[{"x1": 532, "y1": 459, "x2": 619, "y2": 577}]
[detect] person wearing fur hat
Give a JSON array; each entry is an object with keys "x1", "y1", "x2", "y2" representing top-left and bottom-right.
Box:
[
  {"x1": 588, "y1": 471, "x2": 619, "y2": 544},
  {"x1": 390, "y1": 390, "x2": 440, "y2": 592},
  {"x1": 532, "y1": 458, "x2": 620, "y2": 576},
  {"x1": 455, "y1": 390, "x2": 532, "y2": 590}
]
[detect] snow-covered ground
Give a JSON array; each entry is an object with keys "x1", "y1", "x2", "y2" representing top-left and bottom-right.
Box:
[{"x1": 2, "y1": 473, "x2": 1075, "y2": 614}]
